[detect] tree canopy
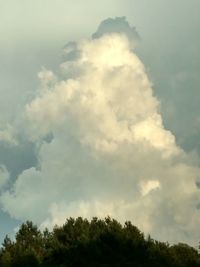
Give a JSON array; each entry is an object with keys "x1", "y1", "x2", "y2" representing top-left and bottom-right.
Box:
[{"x1": 0, "y1": 217, "x2": 199, "y2": 267}]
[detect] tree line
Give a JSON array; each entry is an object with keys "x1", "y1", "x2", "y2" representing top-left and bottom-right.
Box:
[{"x1": 0, "y1": 217, "x2": 199, "y2": 267}]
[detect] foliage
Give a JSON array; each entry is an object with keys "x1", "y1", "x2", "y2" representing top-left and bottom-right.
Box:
[{"x1": 0, "y1": 217, "x2": 199, "y2": 267}]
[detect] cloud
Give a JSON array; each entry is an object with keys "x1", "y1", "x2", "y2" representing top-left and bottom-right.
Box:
[
  {"x1": 1, "y1": 19, "x2": 200, "y2": 246},
  {"x1": 0, "y1": 124, "x2": 17, "y2": 145},
  {"x1": 0, "y1": 165, "x2": 9, "y2": 190},
  {"x1": 140, "y1": 180, "x2": 160, "y2": 196},
  {"x1": 92, "y1": 17, "x2": 140, "y2": 47},
  {"x1": 0, "y1": 140, "x2": 37, "y2": 182}
]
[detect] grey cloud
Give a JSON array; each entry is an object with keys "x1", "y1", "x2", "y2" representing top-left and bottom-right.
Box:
[
  {"x1": 0, "y1": 165, "x2": 9, "y2": 190},
  {"x1": 92, "y1": 17, "x2": 140, "y2": 45},
  {"x1": 63, "y1": 42, "x2": 80, "y2": 62},
  {"x1": 196, "y1": 181, "x2": 200, "y2": 189},
  {"x1": 0, "y1": 141, "x2": 37, "y2": 184},
  {"x1": 135, "y1": 9, "x2": 200, "y2": 155}
]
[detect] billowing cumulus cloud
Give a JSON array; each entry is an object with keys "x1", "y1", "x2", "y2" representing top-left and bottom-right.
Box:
[{"x1": 1, "y1": 18, "x2": 200, "y2": 246}]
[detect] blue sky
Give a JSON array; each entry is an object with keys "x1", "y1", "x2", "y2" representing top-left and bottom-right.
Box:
[{"x1": 0, "y1": 0, "x2": 200, "y2": 246}]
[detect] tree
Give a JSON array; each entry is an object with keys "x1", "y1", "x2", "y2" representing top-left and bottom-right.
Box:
[{"x1": 0, "y1": 217, "x2": 199, "y2": 267}]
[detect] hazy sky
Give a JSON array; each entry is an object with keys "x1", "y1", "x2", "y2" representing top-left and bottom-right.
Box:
[{"x1": 0, "y1": 0, "x2": 200, "y2": 246}]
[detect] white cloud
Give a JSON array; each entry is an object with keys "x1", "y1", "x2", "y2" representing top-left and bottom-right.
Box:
[
  {"x1": 140, "y1": 180, "x2": 160, "y2": 196},
  {"x1": 1, "y1": 29, "x2": 200, "y2": 246}
]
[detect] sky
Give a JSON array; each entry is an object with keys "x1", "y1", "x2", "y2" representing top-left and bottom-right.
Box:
[{"x1": 0, "y1": 0, "x2": 200, "y2": 247}]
